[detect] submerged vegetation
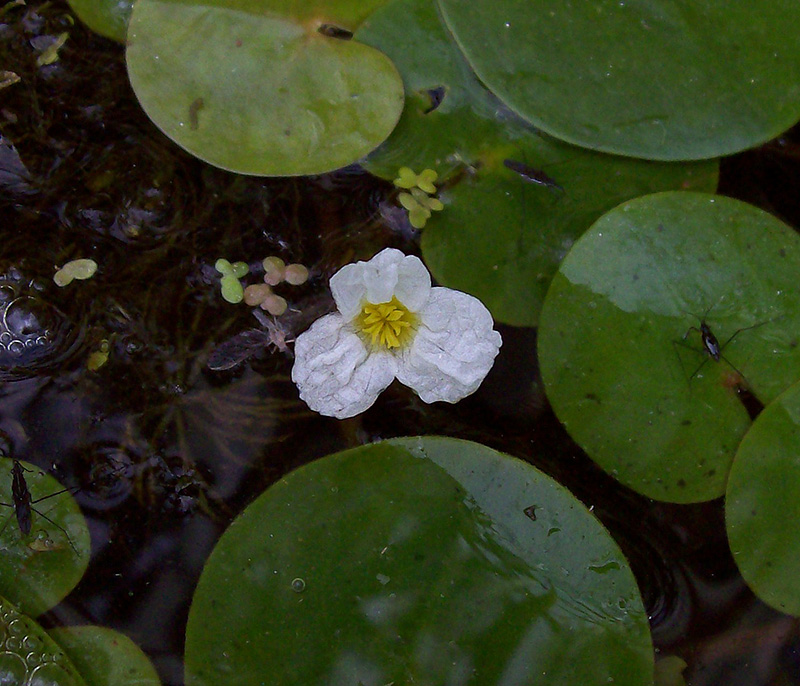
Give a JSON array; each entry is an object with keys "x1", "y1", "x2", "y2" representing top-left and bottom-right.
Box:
[{"x1": 3, "y1": 0, "x2": 800, "y2": 685}]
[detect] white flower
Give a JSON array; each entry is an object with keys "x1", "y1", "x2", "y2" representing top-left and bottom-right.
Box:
[{"x1": 291, "y1": 248, "x2": 502, "y2": 419}]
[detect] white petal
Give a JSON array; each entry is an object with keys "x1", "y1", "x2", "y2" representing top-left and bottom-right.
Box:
[
  {"x1": 291, "y1": 313, "x2": 397, "y2": 419},
  {"x1": 329, "y1": 248, "x2": 432, "y2": 316},
  {"x1": 394, "y1": 253, "x2": 431, "y2": 312},
  {"x1": 396, "y1": 288, "x2": 502, "y2": 404},
  {"x1": 363, "y1": 248, "x2": 403, "y2": 304},
  {"x1": 330, "y1": 263, "x2": 368, "y2": 320}
]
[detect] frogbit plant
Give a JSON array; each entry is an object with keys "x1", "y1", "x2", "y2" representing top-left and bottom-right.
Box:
[
  {"x1": 242, "y1": 257, "x2": 310, "y2": 315},
  {"x1": 291, "y1": 248, "x2": 502, "y2": 419},
  {"x1": 393, "y1": 167, "x2": 444, "y2": 229},
  {"x1": 214, "y1": 259, "x2": 249, "y2": 304}
]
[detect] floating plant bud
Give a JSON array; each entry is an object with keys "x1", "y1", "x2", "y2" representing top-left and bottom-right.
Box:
[
  {"x1": 214, "y1": 259, "x2": 248, "y2": 304},
  {"x1": 87, "y1": 339, "x2": 110, "y2": 371},
  {"x1": 53, "y1": 258, "x2": 97, "y2": 287},
  {"x1": 262, "y1": 294, "x2": 287, "y2": 316},
  {"x1": 243, "y1": 283, "x2": 287, "y2": 316},
  {"x1": 398, "y1": 187, "x2": 444, "y2": 229},
  {"x1": 292, "y1": 248, "x2": 502, "y2": 419},
  {"x1": 393, "y1": 166, "x2": 438, "y2": 194},
  {"x1": 262, "y1": 257, "x2": 286, "y2": 286},
  {"x1": 394, "y1": 167, "x2": 443, "y2": 229},
  {"x1": 283, "y1": 263, "x2": 309, "y2": 286}
]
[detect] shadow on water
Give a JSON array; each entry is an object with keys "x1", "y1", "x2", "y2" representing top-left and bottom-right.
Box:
[{"x1": 2, "y1": 2, "x2": 800, "y2": 685}]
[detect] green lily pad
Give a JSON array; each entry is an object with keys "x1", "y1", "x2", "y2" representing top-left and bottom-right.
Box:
[
  {"x1": 126, "y1": 0, "x2": 404, "y2": 176},
  {"x1": 437, "y1": 0, "x2": 800, "y2": 160},
  {"x1": 185, "y1": 436, "x2": 653, "y2": 686},
  {"x1": 0, "y1": 594, "x2": 88, "y2": 686},
  {"x1": 538, "y1": 192, "x2": 800, "y2": 503},
  {"x1": 357, "y1": 0, "x2": 717, "y2": 326},
  {"x1": 67, "y1": 0, "x2": 133, "y2": 43},
  {"x1": 0, "y1": 458, "x2": 91, "y2": 617},
  {"x1": 726, "y1": 379, "x2": 800, "y2": 616},
  {"x1": 422, "y1": 148, "x2": 717, "y2": 326},
  {"x1": 48, "y1": 626, "x2": 161, "y2": 686}
]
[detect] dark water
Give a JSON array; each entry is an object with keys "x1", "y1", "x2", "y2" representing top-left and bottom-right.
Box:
[{"x1": 2, "y1": 2, "x2": 800, "y2": 685}]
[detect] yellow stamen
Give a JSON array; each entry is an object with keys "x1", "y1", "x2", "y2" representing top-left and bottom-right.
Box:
[{"x1": 355, "y1": 297, "x2": 416, "y2": 349}]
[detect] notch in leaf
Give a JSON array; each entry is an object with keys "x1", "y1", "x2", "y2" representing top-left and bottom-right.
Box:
[{"x1": 420, "y1": 86, "x2": 446, "y2": 114}]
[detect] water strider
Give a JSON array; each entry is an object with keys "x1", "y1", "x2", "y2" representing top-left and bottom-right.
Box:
[
  {"x1": 0, "y1": 458, "x2": 78, "y2": 554},
  {"x1": 676, "y1": 307, "x2": 775, "y2": 385}
]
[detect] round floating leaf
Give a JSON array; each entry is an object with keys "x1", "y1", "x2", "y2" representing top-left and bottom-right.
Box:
[
  {"x1": 0, "y1": 458, "x2": 91, "y2": 617},
  {"x1": 126, "y1": 0, "x2": 404, "y2": 176},
  {"x1": 186, "y1": 436, "x2": 652, "y2": 686},
  {"x1": 726, "y1": 380, "x2": 800, "y2": 616},
  {"x1": 0, "y1": 594, "x2": 88, "y2": 686},
  {"x1": 358, "y1": 0, "x2": 717, "y2": 326},
  {"x1": 67, "y1": 0, "x2": 133, "y2": 43},
  {"x1": 48, "y1": 626, "x2": 161, "y2": 686},
  {"x1": 538, "y1": 192, "x2": 800, "y2": 503},
  {"x1": 437, "y1": 0, "x2": 800, "y2": 160},
  {"x1": 422, "y1": 146, "x2": 716, "y2": 326}
]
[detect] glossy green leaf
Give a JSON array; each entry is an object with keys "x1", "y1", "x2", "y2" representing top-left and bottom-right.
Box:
[
  {"x1": 357, "y1": 0, "x2": 717, "y2": 326},
  {"x1": 186, "y1": 436, "x2": 653, "y2": 686},
  {"x1": 0, "y1": 594, "x2": 88, "y2": 686},
  {"x1": 538, "y1": 192, "x2": 800, "y2": 503},
  {"x1": 357, "y1": 0, "x2": 503, "y2": 180},
  {"x1": 48, "y1": 626, "x2": 161, "y2": 686},
  {"x1": 726, "y1": 379, "x2": 800, "y2": 616},
  {"x1": 0, "y1": 458, "x2": 91, "y2": 617},
  {"x1": 437, "y1": 0, "x2": 800, "y2": 160},
  {"x1": 423, "y1": 148, "x2": 716, "y2": 326},
  {"x1": 126, "y1": 0, "x2": 404, "y2": 176},
  {"x1": 67, "y1": 0, "x2": 133, "y2": 43}
]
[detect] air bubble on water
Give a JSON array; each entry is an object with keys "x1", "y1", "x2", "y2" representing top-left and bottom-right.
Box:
[
  {"x1": 23, "y1": 633, "x2": 42, "y2": 652},
  {"x1": 291, "y1": 578, "x2": 306, "y2": 593}
]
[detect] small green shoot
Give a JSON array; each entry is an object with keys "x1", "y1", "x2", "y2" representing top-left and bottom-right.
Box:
[
  {"x1": 394, "y1": 168, "x2": 443, "y2": 229},
  {"x1": 398, "y1": 187, "x2": 444, "y2": 229},
  {"x1": 393, "y1": 166, "x2": 438, "y2": 194}
]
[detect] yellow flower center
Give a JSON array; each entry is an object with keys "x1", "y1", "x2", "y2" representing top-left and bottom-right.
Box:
[{"x1": 356, "y1": 297, "x2": 416, "y2": 350}]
